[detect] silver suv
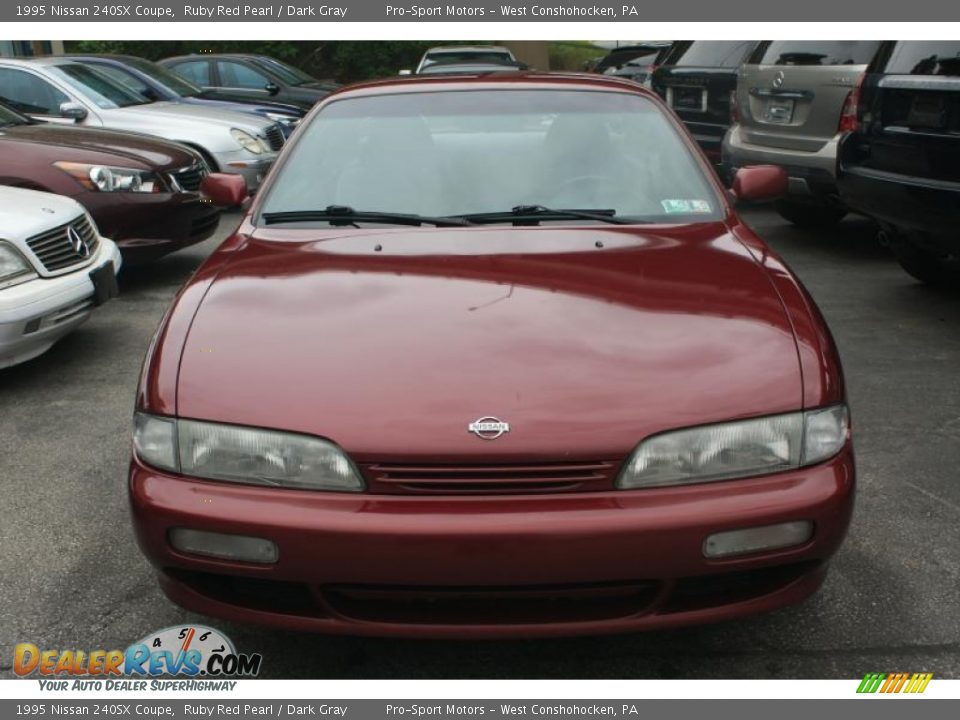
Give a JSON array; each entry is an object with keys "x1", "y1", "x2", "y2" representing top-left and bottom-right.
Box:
[{"x1": 723, "y1": 41, "x2": 881, "y2": 227}]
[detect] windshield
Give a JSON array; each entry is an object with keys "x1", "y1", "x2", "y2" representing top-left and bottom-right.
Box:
[
  {"x1": 884, "y1": 42, "x2": 960, "y2": 76},
  {"x1": 122, "y1": 56, "x2": 203, "y2": 96},
  {"x1": 423, "y1": 50, "x2": 513, "y2": 67},
  {"x1": 755, "y1": 41, "x2": 881, "y2": 66},
  {"x1": 667, "y1": 41, "x2": 755, "y2": 68},
  {"x1": 419, "y1": 63, "x2": 521, "y2": 75},
  {"x1": 49, "y1": 64, "x2": 150, "y2": 108},
  {"x1": 0, "y1": 102, "x2": 29, "y2": 126},
  {"x1": 255, "y1": 56, "x2": 315, "y2": 85},
  {"x1": 260, "y1": 89, "x2": 721, "y2": 224}
]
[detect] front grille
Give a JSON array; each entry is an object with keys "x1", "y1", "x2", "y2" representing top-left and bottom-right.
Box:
[
  {"x1": 264, "y1": 123, "x2": 284, "y2": 151},
  {"x1": 322, "y1": 581, "x2": 660, "y2": 625},
  {"x1": 168, "y1": 163, "x2": 206, "y2": 192},
  {"x1": 364, "y1": 460, "x2": 617, "y2": 495},
  {"x1": 26, "y1": 215, "x2": 99, "y2": 273}
]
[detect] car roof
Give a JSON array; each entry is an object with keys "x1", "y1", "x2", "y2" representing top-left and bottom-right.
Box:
[
  {"x1": 334, "y1": 71, "x2": 653, "y2": 98},
  {"x1": 163, "y1": 53, "x2": 277, "y2": 62},
  {"x1": 59, "y1": 54, "x2": 144, "y2": 62},
  {"x1": 57, "y1": 54, "x2": 144, "y2": 66},
  {"x1": 418, "y1": 63, "x2": 524, "y2": 75},
  {"x1": 0, "y1": 56, "x2": 69, "y2": 67},
  {"x1": 424, "y1": 46, "x2": 512, "y2": 53}
]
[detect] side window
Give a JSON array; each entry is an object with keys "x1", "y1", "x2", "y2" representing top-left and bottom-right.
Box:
[
  {"x1": 93, "y1": 65, "x2": 152, "y2": 99},
  {"x1": 172, "y1": 60, "x2": 210, "y2": 86},
  {"x1": 217, "y1": 61, "x2": 271, "y2": 89},
  {"x1": 0, "y1": 67, "x2": 69, "y2": 115}
]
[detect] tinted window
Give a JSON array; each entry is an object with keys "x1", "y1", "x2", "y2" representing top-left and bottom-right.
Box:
[
  {"x1": 419, "y1": 64, "x2": 521, "y2": 75},
  {"x1": 0, "y1": 102, "x2": 30, "y2": 126},
  {"x1": 49, "y1": 64, "x2": 148, "y2": 108},
  {"x1": 262, "y1": 90, "x2": 721, "y2": 223},
  {"x1": 423, "y1": 50, "x2": 513, "y2": 67},
  {"x1": 0, "y1": 68, "x2": 69, "y2": 115},
  {"x1": 667, "y1": 41, "x2": 755, "y2": 68},
  {"x1": 255, "y1": 57, "x2": 314, "y2": 85},
  {"x1": 884, "y1": 41, "x2": 960, "y2": 76},
  {"x1": 172, "y1": 60, "x2": 210, "y2": 86},
  {"x1": 93, "y1": 64, "x2": 153, "y2": 98},
  {"x1": 217, "y1": 61, "x2": 271, "y2": 89},
  {"x1": 756, "y1": 41, "x2": 881, "y2": 66},
  {"x1": 124, "y1": 57, "x2": 201, "y2": 96},
  {"x1": 602, "y1": 50, "x2": 660, "y2": 75}
]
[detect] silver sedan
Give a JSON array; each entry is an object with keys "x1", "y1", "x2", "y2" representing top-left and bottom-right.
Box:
[{"x1": 0, "y1": 57, "x2": 283, "y2": 191}]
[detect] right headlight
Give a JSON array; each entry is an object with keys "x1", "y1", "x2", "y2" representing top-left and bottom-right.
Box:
[
  {"x1": 0, "y1": 241, "x2": 35, "y2": 287},
  {"x1": 616, "y1": 405, "x2": 849, "y2": 490},
  {"x1": 230, "y1": 128, "x2": 266, "y2": 155},
  {"x1": 132, "y1": 412, "x2": 365, "y2": 492}
]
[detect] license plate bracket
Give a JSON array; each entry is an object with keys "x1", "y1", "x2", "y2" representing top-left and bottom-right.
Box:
[
  {"x1": 89, "y1": 262, "x2": 119, "y2": 306},
  {"x1": 764, "y1": 97, "x2": 795, "y2": 124},
  {"x1": 907, "y1": 95, "x2": 947, "y2": 129},
  {"x1": 670, "y1": 86, "x2": 706, "y2": 112}
]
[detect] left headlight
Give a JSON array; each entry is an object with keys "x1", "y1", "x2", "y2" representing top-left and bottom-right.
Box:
[
  {"x1": 54, "y1": 162, "x2": 160, "y2": 193},
  {"x1": 616, "y1": 405, "x2": 849, "y2": 490},
  {"x1": 0, "y1": 241, "x2": 35, "y2": 286},
  {"x1": 230, "y1": 128, "x2": 267, "y2": 155},
  {"x1": 132, "y1": 412, "x2": 365, "y2": 492}
]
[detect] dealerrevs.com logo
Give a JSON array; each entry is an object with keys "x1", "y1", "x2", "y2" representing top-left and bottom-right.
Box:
[{"x1": 14, "y1": 625, "x2": 262, "y2": 690}]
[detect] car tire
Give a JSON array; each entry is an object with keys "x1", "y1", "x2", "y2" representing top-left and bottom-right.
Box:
[
  {"x1": 774, "y1": 199, "x2": 847, "y2": 229},
  {"x1": 889, "y1": 238, "x2": 960, "y2": 289}
]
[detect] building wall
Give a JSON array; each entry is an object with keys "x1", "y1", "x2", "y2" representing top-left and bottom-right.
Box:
[{"x1": 0, "y1": 41, "x2": 64, "y2": 57}]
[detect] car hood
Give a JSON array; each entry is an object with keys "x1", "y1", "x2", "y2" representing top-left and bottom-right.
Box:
[
  {"x1": 176, "y1": 224, "x2": 803, "y2": 460},
  {"x1": 0, "y1": 186, "x2": 83, "y2": 241},
  {"x1": 103, "y1": 101, "x2": 273, "y2": 135},
  {"x1": 0, "y1": 123, "x2": 199, "y2": 170}
]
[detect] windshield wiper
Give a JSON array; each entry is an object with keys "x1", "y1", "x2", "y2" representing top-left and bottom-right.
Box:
[
  {"x1": 453, "y1": 205, "x2": 635, "y2": 226},
  {"x1": 261, "y1": 205, "x2": 474, "y2": 227}
]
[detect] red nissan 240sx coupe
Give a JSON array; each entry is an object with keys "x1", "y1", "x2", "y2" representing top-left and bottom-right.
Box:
[{"x1": 129, "y1": 73, "x2": 854, "y2": 638}]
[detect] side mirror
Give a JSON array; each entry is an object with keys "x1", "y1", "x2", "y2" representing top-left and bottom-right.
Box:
[
  {"x1": 731, "y1": 165, "x2": 788, "y2": 202},
  {"x1": 398, "y1": 69, "x2": 412, "y2": 76},
  {"x1": 200, "y1": 172, "x2": 248, "y2": 207},
  {"x1": 59, "y1": 102, "x2": 87, "y2": 122},
  {"x1": 264, "y1": 82, "x2": 280, "y2": 96}
]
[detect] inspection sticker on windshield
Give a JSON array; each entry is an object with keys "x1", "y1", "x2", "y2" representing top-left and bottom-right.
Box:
[{"x1": 661, "y1": 199, "x2": 712, "y2": 214}]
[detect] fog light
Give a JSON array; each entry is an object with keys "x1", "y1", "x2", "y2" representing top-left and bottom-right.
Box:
[
  {"x1": 703, "y1": 521, "x2": 813, "y2": 558},
  {"x1": 169, "y1": 528, "x2": 278, "y2": 564}
]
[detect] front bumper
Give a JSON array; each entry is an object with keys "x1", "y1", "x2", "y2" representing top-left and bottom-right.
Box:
[
  {"x1": 129, "y1": 445, "x2": 855, "y2": 638},
  {"x1": 209, "y1": 149, "x2": 276, "y2": 192},
  {"x1": 0, "y1": 238, "x2": 121, "y2": 369},
  {"x1": 81, "y1": 192, "x2": 220, "y2": 265},
  {"x1": 723, "y1": 125, "x2": 842, "y2": 198}
]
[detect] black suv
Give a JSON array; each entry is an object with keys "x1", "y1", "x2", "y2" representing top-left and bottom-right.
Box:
[
  {"x1": 160, "y1": 54, "x2": 338, "y2": 112},
  {"x1": 838, "y1": 41, "x2": 960, "y2": 287},
  {"x1": 651, "y1": 41, "x2": 758, "y2": 172}
]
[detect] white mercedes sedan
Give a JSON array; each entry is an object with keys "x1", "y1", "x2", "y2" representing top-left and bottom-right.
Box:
[{"x1": 0, "y1": 186, "x2": 121, "y2": 369}]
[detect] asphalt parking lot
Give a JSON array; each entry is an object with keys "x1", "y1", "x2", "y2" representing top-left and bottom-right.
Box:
[{"x1": 1, "y1": 206, "x2": 958, "y2": 680}]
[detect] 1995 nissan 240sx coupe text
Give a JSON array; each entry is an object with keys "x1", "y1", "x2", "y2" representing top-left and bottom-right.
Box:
[{"x1": 130, "y1": 73, "x2": 854, "y2": 638}]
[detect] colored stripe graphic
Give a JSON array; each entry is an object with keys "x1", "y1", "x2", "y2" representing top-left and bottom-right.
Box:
[{"x1": 857, "y1": 672, "x2": 932, "y2": 694}]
